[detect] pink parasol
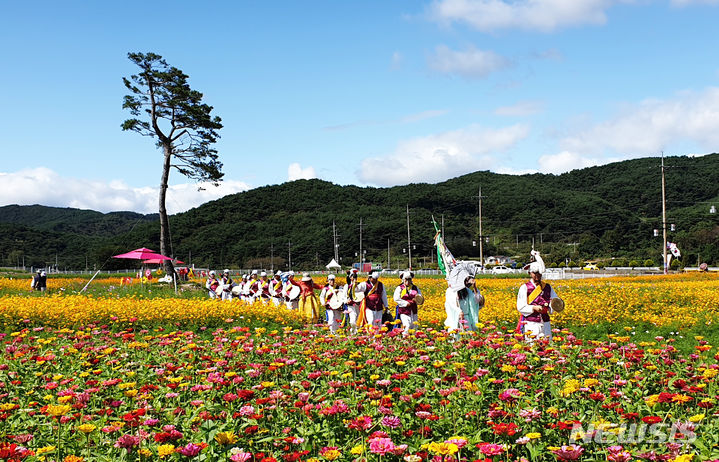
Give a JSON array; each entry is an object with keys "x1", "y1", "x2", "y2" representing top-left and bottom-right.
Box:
[{"x1": 112, "y1": 248, "x2": 173, "y2": 261}]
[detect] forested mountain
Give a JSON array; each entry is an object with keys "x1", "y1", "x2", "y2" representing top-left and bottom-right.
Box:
[{"x1": 2, "y1": 154, "x2": 719, "y2": 270}]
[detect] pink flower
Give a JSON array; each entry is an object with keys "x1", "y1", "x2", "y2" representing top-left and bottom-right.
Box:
[
  {"x1": 607, "y1": 445, "x2": 632, "y2": 462},
  {"x1": 381, "y1": 416, "x2": 402, "y2": 429},
  {"x1": 114, "y1": 434, "x2": 140, "y2": 451},
  {"x1": 369, "y1": 437, "x2": 395, "y2": 455},
  {"x1": 477, "y1": 443, "x2": 503, "y2": 456},
  {"x1": 550, "y1": 445, "x2": 584, "y2": 461},
  {"x1": 239, "y1": 405, "x2": 255, "y2": 416},
  {"x1": 177, "y1": 443, "x2": 204, "y2": 457},
  {"x1": 230, "y1": 452, "x2": 252, "y2": 462}
]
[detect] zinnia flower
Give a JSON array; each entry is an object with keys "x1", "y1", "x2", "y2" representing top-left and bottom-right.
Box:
[{"x1": 550, "y1": 445, "x2": 584, "y2": 461}]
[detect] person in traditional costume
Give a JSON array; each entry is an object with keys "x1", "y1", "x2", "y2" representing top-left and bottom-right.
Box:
[
  {"x1": 258, "y1": 271, "x2": 271, "y2": 304},
  {"x1": 289, "y1": 272, "x2": 324, "y2": 323},
  {"x1": 320, "y1": 274, "x2": 343, "y2": 333},
  {"x1": 444, "y1": 262, "x2": 484, "y2": 334},
  {"x1": 269, "y1": 271, "x2": 284, "y2": 306},
  {"x1": 282, "y1": 271, "x2": 299, "y2": 310},
  {"x1": 356, "y1": 271, "x2": 388, "y2": 330},
  {"x1": 341, "y1": 269, "x2": 361, "y2": 333},
  {"x1": 393, "y1": 270, "x2": 422, "y2": 336},
  {"x1": 205, "y1": 270, "x2": 220, "y2": 299},
  {"x1": 516, "y1": 250, "x2": 558, "y2": 342},
  {"x1": 220, "y1": 269, "x2": 234, "y2": 301}
]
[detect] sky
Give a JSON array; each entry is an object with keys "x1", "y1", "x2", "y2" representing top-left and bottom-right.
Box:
[{"x1": 1, "y1": 0, "x2": 719, "y2": 214}]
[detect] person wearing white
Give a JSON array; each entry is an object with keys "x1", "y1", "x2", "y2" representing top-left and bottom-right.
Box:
[
  {"x1": 356, "y1": 271, "x2": 388, "y2": 329},
  {"x1": 282, "y1": 271, "x2": 299, "y2": 310},
  {"x1": 444, "y1": 263, "x2": 484, "y2": 334},
  {"x1": 220, "y1": 269, "x2": 234, "y2": 301},
  {"x1": 320, "y1": 274, "x2": 343, "y2": 333},
  {"x1": 516, "y1": 250, "x2": 558, "y2": 342},
  {"x1": 205, "y1": 270, "x2": 220, "y2": 299},
  {"x1": 341, "y1": 269, "x2": 361, "y2": 333},
  {"x1": 393, "y1": 271, "x2": 422, "y2": 336},
  {"x1": 269, "y1": 271, "x2": 284, "y2": 306}
]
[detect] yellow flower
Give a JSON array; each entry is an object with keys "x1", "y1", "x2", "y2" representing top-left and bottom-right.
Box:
[
  {"x1": 138, "y1": 449, "x2": 152, "y2": 457},
  {"x1": 260, "y1": 381, "x2": 275, "y2": 388},
  {"x1": 322, "y1": 449, "x2": 342, "y2": 460},
  {"x1": 350, "y1": 445, "x2": 364, "y2": 455},
  {"x1": 370, "y1": 374, "x2": 380, "y2": 380},
  {"x1": 671, "y1": 455, "x2": 694, "y2": 462},
  {"x1": 525, "y1": 432, "x2": 541, "y2": 439},
  {"x1": 37, "y1": 446, "x2": 56, "y2": 455},
  {"x1": 77, "y1": 424, "x2": 96, "y2": 433},
  {"x1": 63, "y1": 456, "x2": 84, "y2": 462},
  {"x1": 215, "y1": 431, "x2": 238, "y2": 445},
  {"x1": 46, "y1": 404, "x2": 72, "y2": 417},
  {"x1": 688, "y1": 414, "x2": 705, "y2": 423},
  {"x1": 428, "y1": 442, "x2": 458, "y2": 455},
  {"x1": 157, "y1": 444, "x2": 175, "y2": 457}
]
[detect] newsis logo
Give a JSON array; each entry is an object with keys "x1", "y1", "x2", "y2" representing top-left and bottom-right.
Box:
[{"x1": 569, "y1": 421, "x2": 698, "y2": 444}]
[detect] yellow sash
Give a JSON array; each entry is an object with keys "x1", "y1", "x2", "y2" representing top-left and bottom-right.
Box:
[{"x1": 527, "y1": 281, "x2": 546, "y2": 305}]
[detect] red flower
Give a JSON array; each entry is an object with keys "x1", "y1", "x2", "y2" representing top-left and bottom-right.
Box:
[
  {"x1": 490, "y1": 422, "x2": 519, "y2": 436},
  {"x1": 642, "y1": 416, "x2": 662, "y2": 424}
]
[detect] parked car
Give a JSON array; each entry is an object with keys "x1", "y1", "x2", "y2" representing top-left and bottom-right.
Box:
[
  {"x1": 491, "y1": 265, "x2": 512, "y2": 274},
  {"x1": 583, "y1": 263, "x2": 599, "y2": 270}
]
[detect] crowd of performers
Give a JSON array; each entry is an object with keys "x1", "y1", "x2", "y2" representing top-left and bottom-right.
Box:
[{"x1": 204, "y1": 250, "x2": 563, "y2": 341}]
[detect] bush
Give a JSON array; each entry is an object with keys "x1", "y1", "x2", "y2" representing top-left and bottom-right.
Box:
[
  {"x1": 568, "y1": 261, "x2": 577, "y2": 267},
  {"x1": 558, "y1": 262, "x2": 566, "y2": 268},
  {"x1": 670, "y1": 259, "x2": 682, "y2": 269},
  {"x1": 612, "y1": 259, "x2": 626, "y2": 267},
  {"x1": 644, "y1": 259, "x2": 656, "y2": 267},
  {"x1": 628, "y1": 260, "x2": 640, "y2": 267},
  {"x1": 549, "y1": 262, "x2": 557, "y2": 268}
]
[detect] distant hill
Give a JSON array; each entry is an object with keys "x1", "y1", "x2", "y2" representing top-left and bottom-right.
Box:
[{"x1": 2, "y1": 154, "x2": 719, "y2": 270}]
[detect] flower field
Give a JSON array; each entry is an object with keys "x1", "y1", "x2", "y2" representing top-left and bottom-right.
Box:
[{"x1": 0, "y1": 273, "x2": 718, "y2": 461}]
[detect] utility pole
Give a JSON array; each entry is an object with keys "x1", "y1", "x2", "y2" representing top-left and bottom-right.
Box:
[
  {"x1": 661, "y1": 152, "x2": 668, "y2": 274},
  {"x1": 441, "y1": 214, "x2": 445, "y2": 237},
  {"x1": 358, "y1": 218, "x2": 363, "y2": 270},
  {"x1": 288, "y1": 241, "x2": 292, "y2": 271},
  {"x1": 478, "y1": 186, "x2": 484, "y2": 268},
  {"x1": 387, "y1": 239, "x2": 391, "y2": 271},
  {"x1": 271, "y1": 243, "x2": 274, "y2": 273},
  {"x1": 332, "y1": 221, "x2": 339, "y2": 262},
  {"x1": 406, "y1": 204, "x2": 412, "y2": 270}
]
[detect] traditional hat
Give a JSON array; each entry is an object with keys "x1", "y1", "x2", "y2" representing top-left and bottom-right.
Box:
[
  {"x1": 369, "y1": 271, "x2": 380, "y2": 279},
  {"x1": 301, "y1": 272, "x2": 311, "y2": 282},
  {"x1": 251, "y1": 270, "x2": 258, "y2": 275},
  {"x1": 275, "y1": 270, "x2": 283, "y2": 276},
  {"x1": 260, "y1": 271, "x2": 267, "y2": 277},
  {"x1": 523, "y1": 250, "x2": 545, "y2": 274},
  {"x1": 223, "y1": 269, "x2": 230, "y2": 274},
  {"x1": 209, "y1": 270, "x2": 216, "y2": 276},
  {"x1": 327, "y1": 274, "x2": 336, "y2": 280},
  {"x1": 401, "y1": 270, "x2": 414, "y2": 280}
]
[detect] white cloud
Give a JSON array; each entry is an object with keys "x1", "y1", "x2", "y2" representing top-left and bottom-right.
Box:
[
  {"x1": 287, "y1": 163, "x2": 316, "y2": 181},
  {"x1": 537, "y1": 150, "x2": 603, "y2": 172},
  {"x1": 428, "y1": 45, "x2": 510, "y2": 79},
  {"x1": 357, "y1": 123, "x2": 529, "y2": 186},
  {"x1": 428, "y1": 0, "x2": 617, "y2": 32},
  {"x1": 534, "y1": 87, "x2": 719, "y2": 173},
  {"x1": 559, "y1": 87, "x2": 719, "y2": 156},
  {"x1": 495, "y1": 100, "x2": 544, "y2": 116},
  {"x1": 0, "y1": 167, "x2": 251, "y2": 214}
]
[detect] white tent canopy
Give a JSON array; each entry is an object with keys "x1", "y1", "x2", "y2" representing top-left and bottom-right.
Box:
[{"x1": 325, "y1": 258, "x2": 341, "y2": 270}]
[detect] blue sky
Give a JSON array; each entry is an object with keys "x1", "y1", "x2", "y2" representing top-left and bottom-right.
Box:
[{"x1": 2, "y1": 0, "x2": 719, "y2": 214}]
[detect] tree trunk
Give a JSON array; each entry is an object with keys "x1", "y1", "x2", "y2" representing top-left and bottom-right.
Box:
[{"x1": 159, "y1": 143, "x2": 175, "y2": 276}]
